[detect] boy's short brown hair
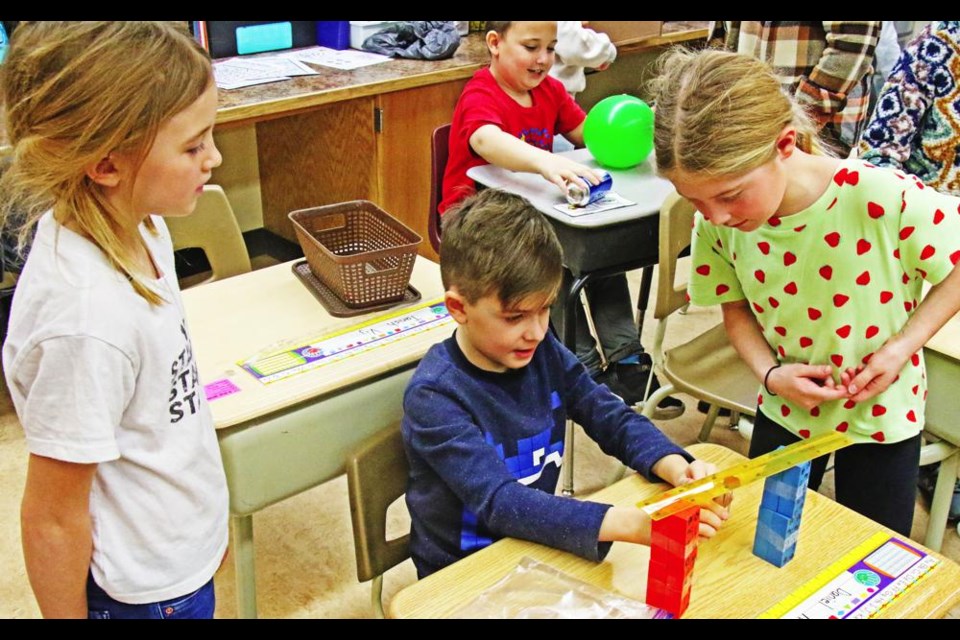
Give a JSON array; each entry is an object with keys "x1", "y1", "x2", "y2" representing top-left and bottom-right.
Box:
[
  {"x1": 440, "y1": 189, "x2": 563, "y2": 306},
  {"x1": 485, "y1": 21, "x2": 512, "y2": 35}
]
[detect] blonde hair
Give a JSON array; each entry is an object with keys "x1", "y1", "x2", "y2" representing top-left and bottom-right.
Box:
[
  {"x1": 0, "y1": 21, "x2": 212, "y2": 304},
  {"x1": 649, "y1": 47, "x2": 833, "y2": 179}
]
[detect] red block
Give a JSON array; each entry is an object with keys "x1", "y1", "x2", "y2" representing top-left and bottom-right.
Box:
[{"x1": 646, "y1": 504, "x2": 699, "y2": 617}]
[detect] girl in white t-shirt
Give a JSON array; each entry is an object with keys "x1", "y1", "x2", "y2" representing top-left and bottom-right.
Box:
[{"x1": 0, "y1": 21, "x2": 229, "y2": 618}]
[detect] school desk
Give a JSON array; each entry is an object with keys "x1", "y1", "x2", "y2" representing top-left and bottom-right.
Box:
[
  {"x1": 387, "y1": 442, "x2": 960, "y2": 619},
  {"x1": 468, "y1": 148, "x2": 675, "y2": 495},
  {"x1": 181, "y1": 256, "x2": 450, "y2": 618},
  {"x1": 922, "y1": 311, "x2": 960, "y2": 550}
]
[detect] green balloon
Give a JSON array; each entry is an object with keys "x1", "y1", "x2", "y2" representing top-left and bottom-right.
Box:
[{"x1": 583, "y1": 94, "x2": 655, "y2": 169}]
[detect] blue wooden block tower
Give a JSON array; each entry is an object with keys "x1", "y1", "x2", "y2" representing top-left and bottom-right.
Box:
[{"x1": 753, "y1": 459, "x2": 811, "y2": 567}]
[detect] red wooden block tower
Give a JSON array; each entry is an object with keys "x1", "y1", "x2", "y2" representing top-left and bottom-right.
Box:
[{"x1": 646, "y1": 502, "x2": 699, "y2": 617}]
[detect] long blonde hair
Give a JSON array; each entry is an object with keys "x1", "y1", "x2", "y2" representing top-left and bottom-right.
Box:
[
  {"x1": 649, "y1": 47, "x2": 833, "y2": 179},
  {"x1": 0, "y1": 21, "x2": 212, "y2": 304}
]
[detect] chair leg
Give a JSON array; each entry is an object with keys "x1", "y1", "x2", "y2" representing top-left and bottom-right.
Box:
[
  {"x1": 579, "y1": 288, "x2": 608, "y2": 371},
  {"x1": 371, "y1": 575, "x2": 386, "y2": 619},
  {"x1": 562, "y1": 418, "x2": 576, "y2": 496},
  {"x1": 923, "y1": 448, "x2": 960, "y2": 552},
  {"x1": 698, "y1": 404, "x2": 722, "y2": 443},
  {"x1": 641, "y1": 384, "x2": 675, "y2": 420}
]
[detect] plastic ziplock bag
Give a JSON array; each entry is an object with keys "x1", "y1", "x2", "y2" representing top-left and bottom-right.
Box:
[{"x1": 450, "y1": 556, "x2": 669, "y2": 619}]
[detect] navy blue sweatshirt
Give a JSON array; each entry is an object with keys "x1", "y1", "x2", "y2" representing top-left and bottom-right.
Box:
[{"x1": 401, "y1": 330, "x2": 692, "y2": 578}]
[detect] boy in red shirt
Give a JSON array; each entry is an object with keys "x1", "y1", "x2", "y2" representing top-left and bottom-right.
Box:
[{"x1": 439, "y1": 21, "x2": 684, "y2": 417}]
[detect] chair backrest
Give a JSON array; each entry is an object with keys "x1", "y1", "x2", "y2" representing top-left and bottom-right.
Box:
[
  {"x1": 654, "y1": 189, "x2": 699, "y2": 321},
  {"x1": 428, "y1": 123, "x2": 451, "y2": 255},
  {"x1": 346, "y1": 422, "x2": 411, "y2": 615},
  {"x1": 165, "y1": 185, "x2": 252, "y2": 288}
]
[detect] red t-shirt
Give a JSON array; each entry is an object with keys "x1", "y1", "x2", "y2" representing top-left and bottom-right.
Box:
[{"x1": 439, "y1": 67, "x2": 586, "y2": 215}]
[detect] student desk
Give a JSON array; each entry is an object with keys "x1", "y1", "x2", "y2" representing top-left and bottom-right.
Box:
[
  {"x1": 923, "y1": 312, "x2": 960, "y2": 550},
  {"x1": 181, "y1": 257, "x2": 451, "y2": 618},
  {"x1": 468, "y1": 149, "x2": 675, "y2": 495},
  {"x1": 388, "y1": 442, "x2": 960, "y2": 619}
]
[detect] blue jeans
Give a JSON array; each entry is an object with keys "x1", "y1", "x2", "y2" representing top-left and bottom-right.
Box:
[
  {"x1": 87, "y1": 573, "x2": 216, "y2": 619},
  {"x1": 549, "y1": 270, "x2": 644, "y2": 375}
]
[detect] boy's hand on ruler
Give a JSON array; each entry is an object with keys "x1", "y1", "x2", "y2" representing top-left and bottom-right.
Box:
[{"x1": 675, "y1": 459, "x2": 732, "y2": 536}]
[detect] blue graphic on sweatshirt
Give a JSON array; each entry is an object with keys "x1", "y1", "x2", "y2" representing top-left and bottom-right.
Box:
[{"x1": 459, "y1": 422, "x2": 564, "y2": 552}]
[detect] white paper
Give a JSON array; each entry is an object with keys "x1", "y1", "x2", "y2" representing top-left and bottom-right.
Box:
[
  {"x1": 213, "y1": 54, "x2": 321, "y2": 90},
  {"x1": 231, "y1": 56, "x2": 319, "y2": 77},
  {"x1": 213, "y1": 58, "x2": 288, "y2": 90},
  {"x1": 552, "y1": 191, "x2": 636, "y2": 217},
  {"x1": 283, "y1": 46, "x2": 392, "y2": 70}
]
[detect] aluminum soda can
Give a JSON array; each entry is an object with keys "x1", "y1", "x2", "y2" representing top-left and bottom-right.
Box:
[{"x1": 565, "y1": 171, "x2": 613, "y2": 206}]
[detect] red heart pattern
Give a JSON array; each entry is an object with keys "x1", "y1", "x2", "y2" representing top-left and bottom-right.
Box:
[{"x1": 688, "y1": 162, "x2": 958, "y2": 449}]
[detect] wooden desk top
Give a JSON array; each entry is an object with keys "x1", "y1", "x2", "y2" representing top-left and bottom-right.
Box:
[
  {"x1": 389, "y1": 442, "x2": 960, "y2": 619},
  {"x1": 182, "y1": 257, "x2": 450, "y2": 430}
]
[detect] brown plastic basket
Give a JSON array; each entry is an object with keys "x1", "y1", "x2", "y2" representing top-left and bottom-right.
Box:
[{"x1": 288, "y1": 200, "x2": 422, "y2": 309}]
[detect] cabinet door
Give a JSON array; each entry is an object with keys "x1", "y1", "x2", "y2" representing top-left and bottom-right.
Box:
[
  {"x1": 377, "y1": 81, "x2": 467, "y2": 262},
  {"x1": 257, "y1": 97, "x2": 379, "y2": 243}
]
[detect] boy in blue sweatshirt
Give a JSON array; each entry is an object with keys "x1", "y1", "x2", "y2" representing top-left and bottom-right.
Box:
[{"x1": 401, "y1": 188, "x2": 731, "y2": 578}]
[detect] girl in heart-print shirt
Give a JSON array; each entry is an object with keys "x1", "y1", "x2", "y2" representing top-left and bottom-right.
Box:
[{"x1": 647, "y1": 47, "x2": 960, "y2": 537}]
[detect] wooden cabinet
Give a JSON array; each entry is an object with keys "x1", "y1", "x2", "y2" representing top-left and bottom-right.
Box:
[
  {"x1": 376, "y1": 80, "x2": 467, "y2": 262},
  {"x1": 254, "y1": 80, "x2": 465, "y2": 263}
]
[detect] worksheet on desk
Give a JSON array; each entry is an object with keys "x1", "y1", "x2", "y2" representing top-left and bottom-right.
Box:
[
  {"x1": 283, "y1": 46, "x2": 392, "y2": 70},
  {"x1": 213, "y1": 56, "x2": 318, "y2": 89},
  {"x1": 552, "y1": 192, "x2": 636, "y2": 217}
]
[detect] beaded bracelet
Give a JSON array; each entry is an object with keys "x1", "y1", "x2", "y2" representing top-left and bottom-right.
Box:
[{"x1": 763, "y1": 363, "x2": 782, "y2": 396}]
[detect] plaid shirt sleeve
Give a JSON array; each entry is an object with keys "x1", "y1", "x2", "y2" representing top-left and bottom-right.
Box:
[
  {"x1": 707, "y1": 20, "x2": 739, "y2": 49},
  {"x1": 795, "y1": 21, "x2": 880, "y2": 124}
]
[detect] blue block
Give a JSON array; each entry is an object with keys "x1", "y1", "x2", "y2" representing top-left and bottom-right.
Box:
[
  {"x1": 776, "y1": 492, "x2": 807, "y2": 519},
  {"x1": 753, "y1": 535, "x2": 797, "y2": 567},
  {"x1": 760, "y1": 489, "x2": 780, "y2": 512},
  {"x1": 757, "y1": 507, "x2": 792, "y2": 537}
]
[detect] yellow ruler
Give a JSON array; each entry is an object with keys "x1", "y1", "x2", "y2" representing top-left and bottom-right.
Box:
[
  {"x1": 759, "y1": 531, "x2": 941, "y2": 619},
  {"x1": 637, "y1": 431, "x2": 853, "y2": 519}
]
